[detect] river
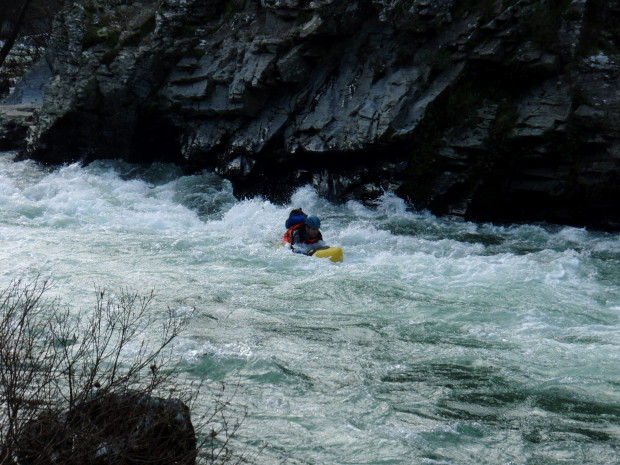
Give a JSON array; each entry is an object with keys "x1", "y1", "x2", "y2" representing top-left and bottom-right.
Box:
[{"x1": 1, "y1": 152, "x2": 619, "y2": 465}]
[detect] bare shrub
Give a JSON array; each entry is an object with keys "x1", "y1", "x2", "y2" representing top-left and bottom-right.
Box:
[{"x1": 0, "y1": 278, "x2": 250, "y2": 465}]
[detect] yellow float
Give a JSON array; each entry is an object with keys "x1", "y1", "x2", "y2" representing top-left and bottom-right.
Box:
[{"x1": 312, "y1": 247, "x2": 344, "y2": 262}]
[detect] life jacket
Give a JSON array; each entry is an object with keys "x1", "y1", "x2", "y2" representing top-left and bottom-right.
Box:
[
  {"x1": 283, "y1": 224, "x2": 322, "y2": 245},
  {"x1": 282, "y1": 222, "x2": 303, "y2": 243},
  {"x1": 282, "y1": 215, "x2": 307, "y2": 243},
  {"x1": 300, "y1": 231, "x2": 322, "y2": 245}
]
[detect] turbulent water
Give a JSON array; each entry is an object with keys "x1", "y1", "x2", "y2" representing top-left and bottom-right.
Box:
[{"x1": 1, "y1": 151, "x2": 619, "y2": 465}]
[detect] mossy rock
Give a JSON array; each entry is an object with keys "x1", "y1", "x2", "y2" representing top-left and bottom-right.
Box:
[{"x1": 119, "y1": 14, "x2": 156, "y2": 46}]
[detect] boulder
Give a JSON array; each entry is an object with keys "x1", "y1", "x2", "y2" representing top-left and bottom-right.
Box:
[
  {"x1": 16, "y1": 391, "x2": 196, "y2": 465},
  {"x1": 0, "y1": 105, "x2": 37, "y2": 151}
]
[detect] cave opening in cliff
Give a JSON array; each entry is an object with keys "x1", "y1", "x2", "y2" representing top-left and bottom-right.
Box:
[{"x1": 130, "y1": 114, "x2": 184, "y2": 165}]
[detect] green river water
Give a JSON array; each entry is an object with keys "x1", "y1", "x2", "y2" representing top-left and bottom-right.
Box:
[{"x1": 1, "y1": 153, "x2": 619, "y2": 464}]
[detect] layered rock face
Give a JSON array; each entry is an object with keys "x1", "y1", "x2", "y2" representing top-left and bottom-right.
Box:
[
  {"x1": 0, "y1": 104, "x2": 36, "y2": 150},
  {"x1": 23, "y1": 0, "x2": 620, "y2": 229}
]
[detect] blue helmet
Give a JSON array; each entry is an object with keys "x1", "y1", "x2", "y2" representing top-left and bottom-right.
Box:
[{"x1": 305, "y1": 215, "x2": 320, "y2": 229}]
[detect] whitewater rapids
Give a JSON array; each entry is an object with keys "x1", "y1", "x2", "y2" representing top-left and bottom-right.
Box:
[{"x1": 1, "y1": 153, "x2": 619, "y2": 464}]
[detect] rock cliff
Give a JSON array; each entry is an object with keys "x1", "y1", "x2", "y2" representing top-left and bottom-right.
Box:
[{"x1": 19, "y1": 0, "x2": 620, "y2": 229}]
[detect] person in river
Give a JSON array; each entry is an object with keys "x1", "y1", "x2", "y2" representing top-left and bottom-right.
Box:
[
  {"x1": 282, "y1": 213, "x2": 330, "y2": 256},
  {"x1": 284, "y1": 208, "x2": 307, "y2": 229}
]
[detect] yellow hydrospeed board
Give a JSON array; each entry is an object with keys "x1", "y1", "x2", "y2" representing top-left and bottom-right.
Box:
[{"x1": 313, "y1": 247, "x2": 344, "y2": 262}]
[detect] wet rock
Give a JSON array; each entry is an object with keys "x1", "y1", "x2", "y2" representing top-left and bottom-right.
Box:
[
  {"x1": 14, "y1": 0, "x2": 620, "y2": 229},
  {"x1": 277, "y1": 45, "x2": 312, "y2": 83},
  {"x1": 512, "y1": 80, "x2": 572, "y2": 138},
  {"x1": 16, "y1": 392, "x2": 196, "y2": 465},
  {"x1": 0, "y1": 56, "x2": 49, "y2": 151},
  {"x1": 374, "y1": 0, "x2": 454, "y2": 33},
  {"x1": 0, "y1": 105, "x2": 37, "y2": 151}
]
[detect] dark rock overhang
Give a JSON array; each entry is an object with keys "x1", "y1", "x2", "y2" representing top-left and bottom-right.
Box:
[{"x1": 11, "y1": 0, "x2": 620, "y2": 230}]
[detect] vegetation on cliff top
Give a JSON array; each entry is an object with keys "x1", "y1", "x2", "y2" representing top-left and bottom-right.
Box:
[{"x1": 0, "y1": 0, "x2": 64, "y2": 96}]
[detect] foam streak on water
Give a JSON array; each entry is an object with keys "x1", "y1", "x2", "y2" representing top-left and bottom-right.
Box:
[{"x1": 1, "y1": 153, "x2": 619, "y2": 465}]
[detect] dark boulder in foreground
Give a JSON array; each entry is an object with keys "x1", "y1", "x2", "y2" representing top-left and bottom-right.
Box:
[
  {"x1": 16, "y1": 0, "x2": 620, "y2": 230},
  {"x1": 16, "y1": 392, "x2": 196, "y2": 465}
]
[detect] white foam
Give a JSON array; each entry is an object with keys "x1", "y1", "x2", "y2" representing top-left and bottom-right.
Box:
[
  {"x1": 182, "y1": 340, "x2": 255, "y2": 363},
  {"x1": 1, "y1": 160, "x2": 206, "y2": 233},
  {"x1": 3, "y1": 156, "x2": 620, "y2": 465}
]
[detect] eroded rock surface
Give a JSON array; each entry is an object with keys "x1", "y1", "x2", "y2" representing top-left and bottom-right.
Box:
[{"x1": 20, "y1": 0, "x2": 620, "y2": 229}]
